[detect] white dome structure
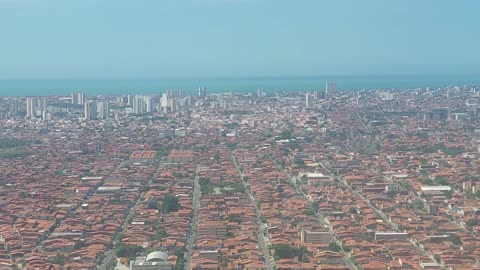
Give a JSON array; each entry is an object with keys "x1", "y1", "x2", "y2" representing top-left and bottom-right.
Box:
[{"x1": 145, "y1": 251, "x2": 168, "y2": 262}]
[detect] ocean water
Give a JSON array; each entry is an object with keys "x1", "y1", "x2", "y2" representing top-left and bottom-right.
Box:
[{"x1": 0, "y1": 75, "x2": 479, "y2": 97}]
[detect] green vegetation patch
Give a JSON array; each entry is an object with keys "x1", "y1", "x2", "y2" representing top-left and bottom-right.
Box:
[
  {"x1": 199, "y1": 177, "x2": 245, "y2": 196},
  {"x1": 115, "y1": 243, "x2": 145, "y2": 262},
  {"x1": 162, "y1": 193, "x2": 180, "y2": 213},
  {"x1": 0, "y1": 138, "x2": 27, "y2": 149},
  {"x1": 0, "y1": 149, "x2": 32, "y2": 159},
  {"x1": 418, "y1": 143, "x2": 464, "y2": 156},
  {"x1": 466, "y1": 219, "x2": 480, "y2": 227},
  {"x1": 48, "y1": 254, "x2": 67, "y2": 266},
  {"x1": 271, "y1": 244, "x2": 307, "y2": 260}
]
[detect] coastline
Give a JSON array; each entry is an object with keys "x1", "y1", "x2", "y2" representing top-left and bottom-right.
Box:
[{"x1": 0, "y1": 74, "x2": 479, "y2": 96}]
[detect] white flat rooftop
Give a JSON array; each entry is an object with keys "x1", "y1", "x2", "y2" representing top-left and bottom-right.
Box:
[
  {"x1": 306, "y1": 173, "x2": 327, "y2": 178},
  {"x1": 421, "y1": 186, "x2": 451, "y2": 191}
]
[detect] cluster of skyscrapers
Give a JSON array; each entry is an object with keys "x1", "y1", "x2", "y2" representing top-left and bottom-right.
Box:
[
  {"x1": 132, "y1": 95, "x2": 153, "y2": 114},
  {"x1": 159, "y1": 93, "x2": 176, "y2": 113},
  {"x1": 71, "y1": 92, "x2": 86, "y2": 105},
  {"x1": 22, "y1": 82, "x2": 337, "y2": 120},
  {"x1": 198, "y1": 86, "x2": 207, "y2": 97},
  {"x1": 305, "y1": 82, "x2": 337, "y2": 107},
  {"x1": 26, "y1": 98, "x2": 49, "y2": 119},
  {"x1": 84, "y1": 100, "x2": 109, "y2": 120}
]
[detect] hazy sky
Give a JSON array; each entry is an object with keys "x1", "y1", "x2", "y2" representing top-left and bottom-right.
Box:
[{"x1": 0, "y1": 0, "x2": 479, "y2": 79}]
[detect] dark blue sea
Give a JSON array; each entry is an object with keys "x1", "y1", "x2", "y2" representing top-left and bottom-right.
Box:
[{"x1": 0, "y1": 75, "x2": 479, "y2": 96}]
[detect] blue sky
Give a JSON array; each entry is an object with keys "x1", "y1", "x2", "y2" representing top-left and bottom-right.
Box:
[{"x1": 0, "y1": 0, "x2": 479, "y2": 79}]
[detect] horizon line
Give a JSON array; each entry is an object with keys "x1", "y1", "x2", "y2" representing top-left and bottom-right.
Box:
[{"x1": 1, "y1": 73, "x2": 480, "y2": 81}]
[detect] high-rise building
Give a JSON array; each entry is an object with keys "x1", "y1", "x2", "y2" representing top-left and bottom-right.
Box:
[
  {"x1": 144, "y1": 96, "x2": 153, "y2": 113},
  {"x1": 79, "y1": 93, "x2": 85, "y2": 105},
  {"x1": 169, "y1": 98, "x2": 176, "y2": 113},
  {"x1": 198, "y1": 86, "x2": 206, "y2": 97},
  {"x1": 11, "y1": 99, "x2": 19, "y2": 115},
  {"x1": 41, "y1": 98, "x2": 47, "y2": 119},
  {"x1": 167, "y1": 89, "x2": 183, "y2": 98},
  {"x1": 71, "y1": 92, "x2": 77, "y2": 105},
  {"x1": 160, "y1": 93, "x2": 169, "y2": 113},
  {"x1": 313, "y1": 91, "x2": 322, "y2": 100},
  {"x1": 325, "y1": 82, "x2": 337, "y2": 95},
  {"x1": 133, "y1": 96, "x2": 144, "y2": 114},
  {"x1": 97, "y1": 101, "x2": 109, "y2": 119},
  {"x1": 116, "y1": 96, "x2": 125, "y2": 105},
  {"x1": 72, "y1": 92, "x2": 86, "y2": 105},
  {"x1": 132, "y1": 95, "x2": 153, "y2": 114},
  {"x1": 26, "y1": 98, "x2": 35, "y2": 118},
  {"x1": 127, "y1": 95, "x2": 134, "y2": 106},
  {"x1": 84, "y1": 101, "x2": 97, "y2": 120},
  {"x1": 305, "y1": 93, "x2": 311, "y2": 107}
]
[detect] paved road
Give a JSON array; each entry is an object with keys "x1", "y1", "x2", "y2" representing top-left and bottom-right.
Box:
[
  {"x1": 232, "y1": 153, "x2": 274, "y2": 270},
  {"x1": 98, "y1": 160, "x2": 162, "y2": 270},
  {"x1": 185, "y1": 164, "x2": 201, "y2": 270}
]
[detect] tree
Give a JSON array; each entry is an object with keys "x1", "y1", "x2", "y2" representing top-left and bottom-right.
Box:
[
  {"x1": 271, "y1": 244, "x2": 306, "y2": 260},
  {"x1": 199, "y1": 177, "x2": 213, "y2": 195},
  {"x1": 213, "y1": 151, "x2": 220, "y2": 162},
  {"x1": 115, "y1": 244, "x2": 144, "y2": 262},
  {"x1": 279, "y1": 130, "x2": 293, "y2": 140},
  {"x1": 0, "y1": 138, "x2": 27, "y2": 149},
  {"x1": 420, "y1": 178, "x2": 434, "y2": 185},
  {"x1": 226, "y1": 142, "x2": 237, "y2": 149},
  {"x1": 294, "y1": 159, "x2": 306, "y2": 167},
  {"x1": 163, "y1": 194, "x2": 180, "y2": 213},
  {"x1": 174, "y1": 247, "x2": 186, "y2": 270},
  {"x1": 302, "y1": 209, "x2": 316, "y2": 216},
  {"x1": 342, "y1": 244, "x2": 352, "y2": 252},
  {"x1": 234, "y1": 183, "x2": 246, "y2": 193},
  {"x1": 227, "y1": 215, "x2": 242, "y2": 224},
  {"x1": 0, "y1": 150, "x2": 32, "y2": 159},
  {"x1": 156, "y1": 145, "x2": 172, "y2": 158},
  {"x1": 328, "y1": 242, "x2": 342, "y2": 252},
  {"x1": 309, "y1": 202, "x2": 319, "y2": 213},
  {"x1": 443, "y1": 190, "x2": 453, "y2": 199},
  {"x1": 277, "y1": 186, "x2": 284, "y2": 194},
  {"x1": 434, "y1": 177, "x2": 449, "y2": 186},
  {"x1": 147, "y1": 197, "x2": 159, "y2": 209},
  {"x1": 48, "y1": 254, "x2": 67, "y2": 266},
  {"x1": 399, "y1": 181, "x2": 412, "y2": 191},
  {"x1": 447, "y1": 234, "x2": 462, "y2": 245},
  {"x1": 466, "y1": 219, "x2": 480, "y2": 227},
  {"x1": 149, "y1": 227, "x2": 168, "y2": 241},
  {"x1": 199, "y1": 177, "x2": 210, "y2": 186}
]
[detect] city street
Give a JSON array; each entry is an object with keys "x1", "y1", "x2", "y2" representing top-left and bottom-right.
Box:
[
  {"x1": 184, "y1": 164, "x2": 201, "y2": 270},
  {"x1": 98, "y1": 160, "x2": 162, "y2": 270},
  {"x1": 232, "y1": 153, "x2": 274, "y2": 270}
]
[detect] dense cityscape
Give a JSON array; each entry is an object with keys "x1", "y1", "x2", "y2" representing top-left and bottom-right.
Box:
[{"x1": 0, "y1": 83, "x2": 479, "y2": 270}]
